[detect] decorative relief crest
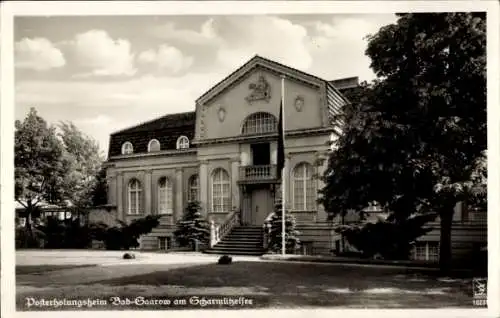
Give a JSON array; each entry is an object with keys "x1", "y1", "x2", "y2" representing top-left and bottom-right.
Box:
[
  {"x1": 245, "y1": 75, "x2": 271, "y2": 103},
  {"x1": 294, "y1": 96, "x2": 305, "y2": 112},
  {"x1": 217, "y1": 106, "x2": 226, "y2": 122}
]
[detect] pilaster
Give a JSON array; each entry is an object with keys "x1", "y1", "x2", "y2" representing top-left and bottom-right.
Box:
[
  {"x1": 175, "y1": 168, "x2": 184, "y2": 222},
  {"x1": 230, "y1": 158, "x2": 240, "y2": 209},
  {"x1": 284, "y1": 153, "x2": 292, "y2": 211},
  {"x1": 316, "y1": 152, "x2": 328, "y2": 222},
  {"x1": 106, "y1": 170, "x2": 117, "y2": 206},
  {"x1": 116, "y1": 172, "x2": 124, "y2": 220},
  {"x1": 199, "y1": 160, "x2": 209, "y2": 216},
  {"x1": 144, "y1": 169, "x2": 152, "y2": 215}
]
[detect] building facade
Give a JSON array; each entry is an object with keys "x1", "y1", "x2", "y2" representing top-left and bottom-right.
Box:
[{"x1": 104, "y1": 56, "x2": 486, "y2": 262}]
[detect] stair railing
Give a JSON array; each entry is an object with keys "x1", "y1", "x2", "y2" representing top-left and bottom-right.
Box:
[
  {"x1": 209, "y1": 208, "x2": 241, "y2": 248},
  {"x1": 262, "y1": 212, "x2": 275, "y2": 250}
]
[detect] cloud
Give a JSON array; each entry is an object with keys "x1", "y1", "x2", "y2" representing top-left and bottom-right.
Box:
[
  {"x1": 75, "y1": 115, "x2": 113, "y2": 125},
  {"x1": 16, "y1": 71, "x2": 225, "y2": 110},
  {"x1": 15, "y1": 37, "x2": 66, "y2": 71},
  {"x1": 138, "y1": 44, "x2": 194, "y2": 74},
  {"x1": 150, "y1": 18, "x2": 221, "y2": 46},
  {"x1": 212, "y1": 16, "x2": 312, "y2": 71},
  {"x1": 69, "y1": 30, "x2": 136, "y2": 77},
  {"x1": 306, "y1": 15, "x2": 397, "y2": 81},
  {"x1": 149, "y1": 16, "x2": 313, "y2": 72}
]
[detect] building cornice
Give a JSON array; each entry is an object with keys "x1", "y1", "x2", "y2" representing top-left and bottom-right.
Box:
[
  {"x1": 192, "y1": 127, "x2": 336, "y2": 146},
  {"x1": 107, "y1": 149, "x2": 197, "y2": 162}
]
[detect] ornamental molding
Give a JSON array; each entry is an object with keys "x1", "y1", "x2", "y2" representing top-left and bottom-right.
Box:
[
  {"x1": 217, "y1": 105, "x2": 227, "y2": 122},
  {"x1": 245, "y1": 75, "x2": 271, "y2": 104},
  {"x1": 294, "y1": 95, "x2": 305, "y2": 112}
]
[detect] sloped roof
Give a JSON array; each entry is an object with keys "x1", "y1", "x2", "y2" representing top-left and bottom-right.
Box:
[
  {"x1": 108, "y1": 111, "x2": 196, "y2": 158},
  {"x1": 110, "y1": 111, "x2": 196, "y2": 135}
]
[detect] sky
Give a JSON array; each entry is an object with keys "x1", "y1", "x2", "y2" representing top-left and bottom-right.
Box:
[{"x1": 14, "y1": 14, "x2": 398, "y2": 157}]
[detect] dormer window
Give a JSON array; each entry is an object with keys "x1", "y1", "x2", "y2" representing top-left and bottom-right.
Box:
[
  {"x1": 121, "y1": 141, "x2": 134, "y2": 155},
  {"x1": 148, "y1": 139, "x2": 161, "y2": 152},
  {"x1": 176, "y1": 136, "x2": 190, "y2": 149}
]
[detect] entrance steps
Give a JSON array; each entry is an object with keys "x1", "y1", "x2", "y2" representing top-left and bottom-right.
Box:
[{"x1": 203, "y1": 225, "x2": 265, "y2": 256}]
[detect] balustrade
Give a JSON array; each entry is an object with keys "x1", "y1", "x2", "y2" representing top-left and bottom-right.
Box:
[
  {"x1": 209, "y1": 209, "x2": 241, "y2": 247},
  {"x1": 239, "y1": 165, "x2": 277, "y2": 181}
]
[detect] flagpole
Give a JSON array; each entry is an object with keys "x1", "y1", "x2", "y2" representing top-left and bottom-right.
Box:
[{"x1": 281, "y1": 75, "x2": 286, "y2": 256}]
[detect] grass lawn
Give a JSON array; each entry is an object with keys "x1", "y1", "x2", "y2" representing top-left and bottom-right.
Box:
[
  {"x1": 16, "y1": 265, "x2": 97, "y2": 275},
  {"x1": 16, "y1": 261, "x2": 475, "y2": 310}
]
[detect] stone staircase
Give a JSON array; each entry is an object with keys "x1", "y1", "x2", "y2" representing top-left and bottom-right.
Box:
[{"x1": 204, "y1": 225, "x2": 265, "y2": 256}]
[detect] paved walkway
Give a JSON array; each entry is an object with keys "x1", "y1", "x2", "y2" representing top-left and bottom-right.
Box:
[{"x1": 16, "y1": 250, "x2": 264, "y2": 267}]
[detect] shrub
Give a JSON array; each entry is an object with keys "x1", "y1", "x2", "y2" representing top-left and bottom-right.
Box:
[
  {"x1": 266, "y1": 203, "x2": 301, "y2": 254},
  {"x1": 15, "y1": 226, "x2": 46, "y2": 249},
  {"x1": 335, "y1": 212, "x2": 438, "y2": 259},
  {"x1": 102, "y1": 215, "x2": 161, "y2": 250},
  {"x1": 174, "y1": 201, "x2": 210, "y2": 249}
]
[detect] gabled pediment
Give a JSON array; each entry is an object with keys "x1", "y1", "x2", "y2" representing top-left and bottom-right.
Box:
[{"x1": 196, "y1": 55, "x2": 328, "y2": 106}]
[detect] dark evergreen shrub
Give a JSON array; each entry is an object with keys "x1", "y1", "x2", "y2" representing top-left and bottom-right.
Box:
[
  {"x1": 174, "y1": 201, "x2": 210, "y2": 248},
  {"x1": 267, "y1": 203, "x2": 301, "y2": 254}
]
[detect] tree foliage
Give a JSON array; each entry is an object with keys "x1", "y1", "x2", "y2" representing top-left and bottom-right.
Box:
[
  {"x1": 15, "y1": 108, "x2": 68, "y2": 247},
  {"x1": 96, "y1": 215, "x2": 162, "y2": 250},
  {"x1": 335, "y1": 212, "x2": 438, "y2": 259},
  {"x1": 15, "y1": 108, "x2": 107, "y2": 247},
  {"x1": 57, "y1": 121, "x2": 105, "y2": 210},
  {"x1": 174, "y1": 201, "x2": 211, "y2": 248},
  {"x1": 319, "y1": 13, "x2": 486, "y2": 272},
  {"x1": 265, "y1": 203, "x2": 301, "y2": 254}
]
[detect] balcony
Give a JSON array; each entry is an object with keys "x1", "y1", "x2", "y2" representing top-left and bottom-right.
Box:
[{"x1": 239, "y1": 165, "x2": 277, "y2": 183}]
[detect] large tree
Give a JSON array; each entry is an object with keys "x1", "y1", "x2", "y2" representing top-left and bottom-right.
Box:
[
  {"x1": 15, "y1": 108, "x2": 107, "y2": 246},
  {"x1": 319, "y1": 13, "x2": 486, "y2": 272},
  {"x1": 15, "y1": 108, "x2": 68, "y2": 245},
  {"x1": 57, "y1": 121, "x2": 105, "y2": 213}
]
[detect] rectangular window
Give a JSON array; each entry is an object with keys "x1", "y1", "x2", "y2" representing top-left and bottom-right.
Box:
[
  {"x1": 158, "y1": 237, "x2": 171, "y2": 250},
  {"x1": 411, "y1": 242, "x2": 439, "y2": 262}
]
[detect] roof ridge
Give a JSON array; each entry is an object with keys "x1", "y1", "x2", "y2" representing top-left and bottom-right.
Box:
[{"x1": 195, "y1": 55, "x2": 331, "y2": 104}]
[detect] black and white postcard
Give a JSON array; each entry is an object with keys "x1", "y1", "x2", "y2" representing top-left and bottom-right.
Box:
[{"x1": 1, "y1": 1, "x2": 499, "y2": 318}]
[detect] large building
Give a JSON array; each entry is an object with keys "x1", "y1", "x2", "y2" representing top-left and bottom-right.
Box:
[{"x1": 104, "y1": 56, "x2": 486, "y2": 261}]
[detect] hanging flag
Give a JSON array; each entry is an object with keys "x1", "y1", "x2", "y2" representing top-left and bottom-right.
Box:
[{"x1": 276, "y1": 100, "x2": 285, "y2": 180}]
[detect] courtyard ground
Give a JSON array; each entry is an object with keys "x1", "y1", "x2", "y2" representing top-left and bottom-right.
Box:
[{"x1": 15, "y1": 250, "x2": 476, "y2": 310}]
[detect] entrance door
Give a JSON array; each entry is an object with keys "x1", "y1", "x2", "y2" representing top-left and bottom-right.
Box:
[{"x1": 251, "y1": 188, "x2": 271, "y2": 225}]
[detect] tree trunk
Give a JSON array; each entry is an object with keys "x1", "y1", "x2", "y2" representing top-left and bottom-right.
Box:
[
  {"x1": 24, "y1": 206, "x2": 33, "y2": 248},
  {"x1": 439, "y1": 206, "x2": 454, "y2": 274}
]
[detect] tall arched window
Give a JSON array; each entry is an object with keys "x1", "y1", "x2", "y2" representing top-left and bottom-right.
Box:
[
  {"x1": 148, "y1": 139, "x2": 161, "y2": 152},
  {"x1": 128, "y1": 179, "x2": 142, "y2": 214},
  {"x1": 176, "y1": 136, "x2": 190, "y2": 149},
  {"x1": 292, "y1": 162, "x2": 316, "y2": 211},
  {"x1": 188, "y1": 174, "x2": 199, "y2": 202},
  {"x1": 158, "y1": 177, "x2": 173, "y2": 215},
  {"x1": 122, "y1": 142, "x2": 134, "y2": 155},
  {"x1": 241, "y1": 112, "x2": 278, "y2": 135},
  {"x1": 211, "y1": 168, "x2": 231, "y2": 213}
]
